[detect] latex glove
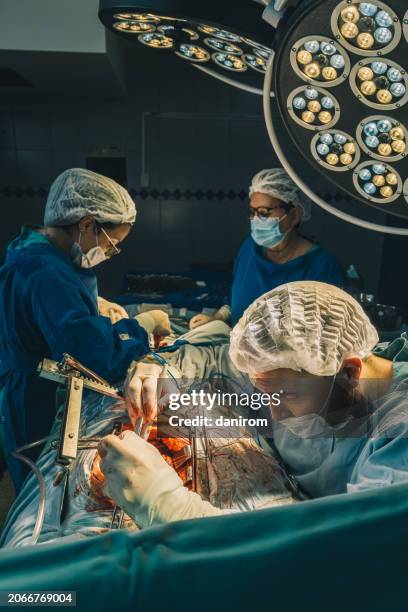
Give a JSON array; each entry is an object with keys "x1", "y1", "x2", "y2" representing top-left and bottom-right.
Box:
[
  {"x1": 189, "y1": 305, "x2": 231, "y2": 330},
  {"x1": 125, "y1": 360, "x2": 178, "y2": 425},
  {"x1": 189, "y1": 314, "x2": 214, "y2": 330},
  {"x1": 98, "y1": 431, "x2": 222, "y2": 527},
  {"x1": 135, "y1": 310, "x2": 171, "y2": 337},
  {"x1": 97, "y1": 296, "x2": 129, "y2": 324}
]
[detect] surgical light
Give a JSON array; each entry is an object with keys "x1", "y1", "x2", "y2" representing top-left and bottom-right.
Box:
[
  {"x1": 203, "y1": 27, "x2": 241, "y2": 42},
  {"x1": 331, "y1": 54, "x2": 345, "y2": 69},
  {"x1": 212, "y1": 53, "x2": 246, "y2": 72},
  {"x1": 138, "y1": 31, "x2": 173, "y2": 48},
  {"x1": 372, "y1": 62, "x2": 388, "y2": 75},
  {"x1": 350, "y1": 58, "x2": 408, "y2": 110},
  {"x1": 158, "y1": 24, "x2": 198, "y2": 40},
  {"x1": 176, "y1": 44, "x2": 210, "y2": 63},
  {"x1": 100, "y1": 0, "x2": 272, "y2": 94},
  {"x1": 374, "y1": 26, "x2": 393, "y2": 43},
  {"x1": 288, "y1": 86, "x2": 339, "y2": 130},
  {"x1": 308, "y1": 101, "x2": 321, "y2": 113},
  {"x1": 360, "y1": 4, "x2": 378, "y2": 17},
  {"x1": 204, "y1": 38, "x2": 243, "y2": 55},
  {"x1": 304, "y1": 40, "x2": 320, "y2": 53},
  {"x1": 291, "y1": 36, "x2": 350, "y2": 88},
  {"x1": 322, "y1": 96, "x2": 335, "y2": 109},
  {"x1": 376, "y1": 9, "x2": 394, "y2": 26},
  {"x1": 356, "y1": 115, "x2": 406, "y2": 161},
  {"x1": 358, "y1": 66, "x2": 374, "y2": 80},
  {"x1": 388, "y1": 67, "x2": 403, "y2": 81},
  {"x1": 113, "y1": 20, "x2": 156, "y2": 32},
  {"x1": 378, "y1": 143, "x2": 393, "y2": 155},
  {"x1": 312, "y1": 130, "x2": 360, "y2": 171},
  {"x1": 244, "y1": 54, "x2": 267, "y2": 74},
  {"x1": 305, "y1": 88, "x2": 319, "y2": 100},
  {"x1": 354, "y1": 161, "x2": 402, "y2": 202},
  {"x1": 390, "y1": 82, "x2": 406, "y2": 97},
  {"x1": 114, "y1": 12, "x2": 159, "y2": 21},
  {"x1": 254, "y1": 47, "x2": 270, "y2": 60},
  {"x1": 357, "y1": 32, "x2": 375, "y2": 48},
  {"x1": 266, "y1": 0, "x2": 408, "y2": 233},
  {"x1": 331, "y1": 1, "x2": 401, "y2": 56}
]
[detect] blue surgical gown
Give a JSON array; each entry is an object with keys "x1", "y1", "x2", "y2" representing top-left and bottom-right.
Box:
[
  {"x1": 231, "y1": 237, "x2": 344, "y2": 324},
  {"x1": 270, "y1": 334, "x2": 408, "y2": 498},
  {"x1": 0, "y1": 227, "x2": 149, "y2": 490}
]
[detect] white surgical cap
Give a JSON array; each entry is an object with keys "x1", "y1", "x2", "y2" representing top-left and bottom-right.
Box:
[
  {"x1": 229, "y1": 281, "x2": 379, "y2": 377},
  {"x1": 249, "y1": 168, "x2": 312, "y2": 222},
  {"x1": 44, "y1": 168, "x2": 136, "y2": 227}
]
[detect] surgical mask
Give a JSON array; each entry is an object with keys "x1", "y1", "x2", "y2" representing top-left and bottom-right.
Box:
[
  {"x1": 71, "y1": 227, "x2": 109, "y2": 269},
  {"x1": 281, "y1": 413, "x2": 329, "y2": 438},
  {"x1": 279, "y1": 376, "x2": 348, "y2": 439},
  {"x1": 280, "y1": 411, "x2": 354, "y2": 438},
  {"x1": 250, "y1": 215, "x2": 287, "y2": 249}
]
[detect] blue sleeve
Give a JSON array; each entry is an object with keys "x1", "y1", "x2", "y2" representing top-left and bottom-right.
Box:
[
  {"x1": 348, "y1": 432, "x2": 408, "y2": 493},
  {"x1": 316, "y1": 250, "x2": 345, "y2": 289},
  {"x1": 29, "y1": 267, "x2": 149, "y2": 383}
]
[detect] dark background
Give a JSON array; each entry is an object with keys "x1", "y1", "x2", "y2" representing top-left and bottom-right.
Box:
[{"x1": 0, "y1": 1, "x2": 396, "y2": 303}]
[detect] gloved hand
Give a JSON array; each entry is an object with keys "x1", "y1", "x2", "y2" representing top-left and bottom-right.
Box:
[
  {"x1": 189, "y1": 314, "x2": 214, "y2": 330},
  {"x1": 97, "y1": 296, "x2": 129, "y2": 324},
  {"x1": 189, "y1": 306, "x2": 231, "y2": 330},
  {"x1": 125, "y1": 360, "x2": 179, "y2": 425},
  {"x1": 98, "y1": 431, "x2": 222, "y2": 527},
  {"x1": 135, "y1": 310, "x2": 172, "y2": 338}
]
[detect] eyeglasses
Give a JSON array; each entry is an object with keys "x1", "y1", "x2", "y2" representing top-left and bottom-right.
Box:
[
  {"x1": 98, "y1": 226, "x2": 121, "y2": 257},
  {"x1": 248, "y1": 204, "x2": 293, "y2": 219}
]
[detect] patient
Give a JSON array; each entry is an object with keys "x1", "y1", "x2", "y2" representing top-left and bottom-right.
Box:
[{"x1": 97, "y1": 281, "x2": 408, "y2": 526}]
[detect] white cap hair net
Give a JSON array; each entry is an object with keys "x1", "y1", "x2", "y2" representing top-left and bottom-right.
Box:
[
  {"x1": 229, "y1": 281, "x2": 379, "y2": 377},
  {"x1": 249, "y1": 168, "x2": 312, "y2": 222},
  {"x1": 44, "y1": 168, "x2": 136, "y2": 227}
]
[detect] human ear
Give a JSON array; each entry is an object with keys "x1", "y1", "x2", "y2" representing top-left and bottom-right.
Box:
[
  {"x1": 78, "y1": 216, "x2": 95, "y2": 233},
  {"x1": 288, "y1": 207, "x2": 301, "y2": 229},
  {"x1": 340, "y1": 357, "x2": 363, "y2": 387}
]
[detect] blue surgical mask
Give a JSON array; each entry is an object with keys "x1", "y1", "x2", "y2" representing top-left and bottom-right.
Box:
[{"x1": 250, "y1": 215, "x2": 287, "y2": 249}]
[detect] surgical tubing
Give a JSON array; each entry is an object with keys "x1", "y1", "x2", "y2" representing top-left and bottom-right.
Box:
[{"x1": 11, "y1": 449, "x2": 47, "y2": 546}]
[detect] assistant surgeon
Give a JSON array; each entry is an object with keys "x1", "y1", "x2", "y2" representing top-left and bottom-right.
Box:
[
  {"x1": 99, "y1": 282, "x2": 408, "y2": 526},
  {"x1": 0, "y1": 168, "x2": 168, "y2": 490},
  {"x1": 190, "y1": 168, "x2": 344, "y2": 329}
]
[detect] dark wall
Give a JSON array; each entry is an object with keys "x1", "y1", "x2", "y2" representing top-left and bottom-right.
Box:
[{"x1": 0, "y1": 50, "x2": 387, "y2": 298}]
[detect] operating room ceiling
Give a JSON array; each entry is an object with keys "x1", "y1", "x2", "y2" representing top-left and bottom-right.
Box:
[{"x1": 0, "y1": 0, "x2": 123, "y2": 97}]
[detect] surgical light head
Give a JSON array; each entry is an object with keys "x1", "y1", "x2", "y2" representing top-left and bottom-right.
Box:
[
  {"x1": 229, "y1": 281, "x2": 379, "y2": 377},
  {"x1": 99, "y1": 0, "x2": 272, "y2": 94},
  {"x1": 44, "y1": 168, "x2": 136, "y2": 227},
  {"x1": 266, "y1": 0, "x2": 408, "y2": 235}
]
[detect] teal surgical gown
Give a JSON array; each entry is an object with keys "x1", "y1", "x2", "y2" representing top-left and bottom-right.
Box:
[
  {"x1": 270, "y1": 334, "x2": 408, "y2": 498},
  {"x1": 0, "y1": 227, "x2": 149, "y2": 490}
]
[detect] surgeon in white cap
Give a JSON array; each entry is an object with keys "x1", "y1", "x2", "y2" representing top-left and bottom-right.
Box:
[
  {"x1": 99, "y1": 281, "x2": 408, "y2": 526},
  {"x1": 189, "y1": 168, "x2": 344, "y2": 329},
  {"x1": 0, "y1": 168, "x2": 170, "y2": 490}
]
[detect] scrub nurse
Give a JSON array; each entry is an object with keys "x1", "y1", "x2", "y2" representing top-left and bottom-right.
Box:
[
  {"x1": 0, "y1": 168, "x2": 168, "y2": 490},
  {"x1": 190, "y1": 168, "x2": 344, "y2": 329}
]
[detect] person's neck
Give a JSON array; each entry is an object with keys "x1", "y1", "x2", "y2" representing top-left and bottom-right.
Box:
[
  {"x1": 37, "y1": 227, "x2": 73, "y2": 258},
  {"x1": 264, "y1": 232, "x2": 301, "y2": 264}
]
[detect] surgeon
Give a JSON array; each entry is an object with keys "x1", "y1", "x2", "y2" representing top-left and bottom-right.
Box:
[
  {"x1": 0, "y1": 168, "x2": 170, "y2": 491},
  {"x1": 98, "y1": 281, "x2": 408, "y2": 527},
  {"x1": 189, "y1": 169, "x2": 344, "y2": 329}
]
